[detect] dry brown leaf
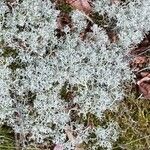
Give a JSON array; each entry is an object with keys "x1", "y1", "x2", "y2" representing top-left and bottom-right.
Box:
[
  {"x1": 137, "y1": 74, "x2": 150, "y2": 99},
  {"x1": 137, "y1": 76, "x2": 150, "y2": 85},
  {"x1": 138, "y1": 82, "x2": 150, "y2": 99},
  {"x1": 66, "y1": 0, "x2": 92, "y2": 14},
  {"x1": 140, "y1": 72, "x2": 150, "y2": 78},
  {"x1": 130, "y1": 56, "x2": 148, "y2": 71},
  {"x1": 133, "y1": 56, "x2": 147, "y2": 64}
]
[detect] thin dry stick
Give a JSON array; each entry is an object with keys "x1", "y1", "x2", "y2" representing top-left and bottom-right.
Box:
[
  {"x1": 137, "y1": 66, "x2": 150, "y2": 73},
  {"x1": 137, "y1": 46, "x2": 150, "y2": 56}
]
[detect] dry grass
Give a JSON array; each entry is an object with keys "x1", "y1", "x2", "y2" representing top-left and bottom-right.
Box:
[{"x1": 111, "y1": 94, "x2": 150, "y2": 150}]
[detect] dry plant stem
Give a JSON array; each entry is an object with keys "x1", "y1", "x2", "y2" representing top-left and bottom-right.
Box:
[
  {"x1": 137, "y1": 67, "x2": 150, "y2": 73},
  {"x1": 137, "y1": 47, "x2": 150, "y2": 56},
  {"x1": 65, "y1": 126, "x2": 85, "y2": 150},
  {"x1": 76, "y1": 10, "x2": 94, "y2": 23}
]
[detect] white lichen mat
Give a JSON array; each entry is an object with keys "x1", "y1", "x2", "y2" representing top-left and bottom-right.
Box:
[{"x1": 0, "y1": 0, "x2": 150, "y2": 149}]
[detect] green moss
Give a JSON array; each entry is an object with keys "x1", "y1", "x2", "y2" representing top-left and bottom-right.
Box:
[
  {"x1": 7, "y1": 58, "x2": 27, "y2": 71},
  {"x1": 82, "y1": 93, "x2": 150, "y2": 149},
  {"x1": 1, "y1": 47, "x2": 18, "y2": 58},
  {"x1": 0, "y1": 47, "x2": 27, "y2": 71},
  {"x1": 0, "y1": 39, "x2": 5, "y2": 47},
  {"x1": 60, "y1": 82, "x2": 78, "y2": 102},
  {"x1": 85, "y1": 133, "x2": 98, "y2": 149},
  {"x1": 111, "y1": 94, "x2": 150, "y2": 149},
  {"x1": 91, "y1": 12, "x2": 109, "y2": 27},
  {"x1": 87, "y1": 113, "x2": 102, "y2": 127},
  {"x1": 26, "y1": 91, "x2": 36, "y2": 105},
  {"x1": 91, "y1": 12, "x2": 117, "y2": 30},
  {"x1": 0, "y1": 125, "x2": 15, "y2": 150},
  {"x1": 60, "y1": 81, "x2": 70, "y2": 101},
  {"x1": 69, "y1": 109, "x2": 103, "y2": 128},
  {"x1": 59, "y1": 3, "x2": 72, "y2": 13},
  {"x1": 99, "y1": 111, "x2": 116, "y2": 128},
  {"x1": 57, "y1": 1, "x2": 72, "y2": 13}
]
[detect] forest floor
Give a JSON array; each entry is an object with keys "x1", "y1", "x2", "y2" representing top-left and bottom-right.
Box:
[{"x1": 0, "y1": 0, "x2": 150, "y2": 150}]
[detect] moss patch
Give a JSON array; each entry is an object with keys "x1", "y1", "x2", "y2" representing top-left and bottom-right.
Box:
[
  {"x1": 0, "y1": 47, "x2": 18, "y2": 58},
  {"x1": 80, "y1": 93, "x2": 150, "y2": 149},
  {"x1": 56, "y1": 0, "x2": 72, "y2": 13},
  {"x1": 60, "y1": 82, "x2": 78, "y2": 102},
  {"x1": 111, "y1": 94, "x2": 150, "y2": 149},
  {"x1": 7, "y1": 58, "x2": 27, "y2": 71},
  {"x1": 0, "y1": 125, "x2": 15, "y2": 150}
]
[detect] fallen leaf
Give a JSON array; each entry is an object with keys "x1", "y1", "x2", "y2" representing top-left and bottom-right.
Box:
[
  {"x1": 137, "y1": 76, "x2": 150, "y2": 85},
  {"x1": 66, "y1": 0, "x2": 92, "y2": 14},
  {"x1": 137, "y1": 74, "x2": 150, "y2": 99},
  {"x1": 130, "y1": 56, "x2": 148, "y2": 71},
  {"x1": 140, "y1": 72, "x2": 150, "y2": 78},
  {"x1": 133, "y1": 56, "x2": 147, "y2": 64},
  {"x1": 138, "y1": 82, "x2": 150, "y2": 99}
]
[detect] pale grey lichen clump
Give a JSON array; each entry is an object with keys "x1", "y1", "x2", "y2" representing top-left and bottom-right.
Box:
[
  {"x1": 0, "y1": 0, "x2": 150, "y2": 149},
  {"x1": 94, "y1": 0, "x2": 150, "y2": 48}
]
